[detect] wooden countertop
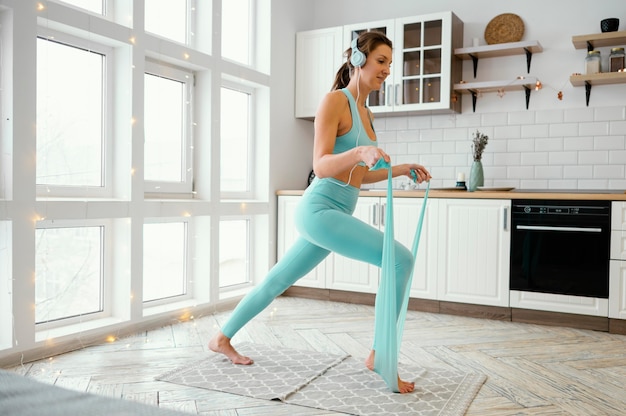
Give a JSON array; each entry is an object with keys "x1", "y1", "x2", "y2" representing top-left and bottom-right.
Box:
[{"x1": 277, "y1": 189, "x2": 626, "y2": 201}]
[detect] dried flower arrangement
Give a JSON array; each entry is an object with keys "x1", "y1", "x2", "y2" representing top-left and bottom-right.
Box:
[{"x1": 472, "y1": 130, "x2": 489, "y2": 161}]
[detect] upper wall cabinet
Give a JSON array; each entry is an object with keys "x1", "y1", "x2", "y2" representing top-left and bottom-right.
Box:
[
  {"x1": 295, "y1": 12, "x2": 463, "y2": 119},
  {"x1": 295, "y1": 27, "x2": 344, "y2": 119}
]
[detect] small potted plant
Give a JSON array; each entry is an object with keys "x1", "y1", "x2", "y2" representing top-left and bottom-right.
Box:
[{"x1": 469, "y1": 130, "x2": 488, "y2": 192}]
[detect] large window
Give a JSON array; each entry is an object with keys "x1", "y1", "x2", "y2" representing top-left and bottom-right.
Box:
[
  {"x1": 222, "y1": 0, "x2": 252, "y2": 65},
  {"x1": 220, "y1": 84, "x2": 253, "y2": 196},
  {"x1": 143, "y1": 221, "x2": 188, "y2": 303},
  {"x1": 145, "y1": 0, "x2": 188, "y2": 44},
  {"x1": 35, "y1": 223, "x2": 105, "y2": 325},
  {"x1": 36, "y1": 30, "x2": 112, "y2": 197},
  {"x1": 144, "y1": 62, "x2": 194, "y2": 194},
  {"x1": 219, "y1": 219, "x2": 250, "y2": 288}
]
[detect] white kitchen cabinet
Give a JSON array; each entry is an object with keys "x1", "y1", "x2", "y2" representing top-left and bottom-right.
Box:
[
  {"x1": 436, "y1": 198, "x2": 511, "y2": 307},
  {"x1": 294, "y1": 27, "x2": 344, "y2": 120},
  {"x1": 609, "y1": 201, "x2": 626, "y2": 319},
  {"x1": 277, "y1": 195, "x2": 330, "y2": 288},
  {"x1": 329, "y1": 196, "x2": 436, "y2": 297},
  {"x1": 294, "y1": 12, "x2": 463, "y2": 119},
  {"x1": 343, "y1": 11, "x2": 463, "y2": 114}
]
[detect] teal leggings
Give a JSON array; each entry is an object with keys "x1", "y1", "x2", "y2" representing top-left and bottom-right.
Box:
[{"x1": 220, "y1": 177, "x2": 415, "y2": 351}]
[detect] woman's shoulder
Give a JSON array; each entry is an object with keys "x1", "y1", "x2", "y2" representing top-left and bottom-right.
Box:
[{"x1": 320, "y1": 89, "x2": 349, "y2": 110}]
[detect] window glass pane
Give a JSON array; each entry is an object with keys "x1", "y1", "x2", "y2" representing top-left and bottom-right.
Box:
[
  {"x1": 144, "y1": 74, "x2": 184, "y2": 182},
  {"x1": 35, "y1": 226, "x2": 103, "y2": 323},
  {"x1": 36, "y1": 38, "x2": 104, "y2": 187},
  {"x1": 57, "y1": 0, "x2": 104, "y2": 15},
  {"x1": 219, "y1": 220, "x2": 249, "y2": 287},
  {"x1": 145, "y1": 0, "x2": 187, "y2": 44},
  {"x1": 143, "y1": 222, "x2": 187, "y2": 302},
  {"x1": 222, "y1": 0, "x2": 250, "y2": 64},
  {"x1": 220, "y1": 87, "x2": 250, "y2": 192}
]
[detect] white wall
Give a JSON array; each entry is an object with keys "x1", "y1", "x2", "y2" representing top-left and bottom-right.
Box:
[{"x1": 277, "y1": 0, "x2": 626, "y2": 190}]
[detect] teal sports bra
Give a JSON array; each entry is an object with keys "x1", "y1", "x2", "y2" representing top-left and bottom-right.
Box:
[{"x1": 333, "y1": 89, "x2": 377, "y2": 161}]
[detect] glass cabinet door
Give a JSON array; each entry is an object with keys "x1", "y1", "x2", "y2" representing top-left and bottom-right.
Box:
[
  {"x1": 397, "y1": 17, "x2": 443, "y2": 106},
  {"x1": 344, "y1": 20, "x2": 394, "y2": 112}
]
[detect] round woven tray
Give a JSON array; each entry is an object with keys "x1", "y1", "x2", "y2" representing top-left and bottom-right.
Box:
[{"x1": 484, "y1": 13, "x2": 524, "y2": 45}]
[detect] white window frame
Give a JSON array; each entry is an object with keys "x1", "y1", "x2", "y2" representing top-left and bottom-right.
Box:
[
  {"x1": 35, "y1": 27, "x2": 114, "y2": 199},
  {"x1": 218, "y1": 216, "x2": 252, "y2": 291},
  {"x1": 144, "y1": 60, "x2": 194, "y2": 195},
  {"x1": 220, "y1": 81, "x2": 255, "y2": 200},
  {"x1": 34, "y1": 218, "x2": 113, "y2": 331},
  {"x1": 142, "y1": 217, "x2": 192, "y2": 307}
]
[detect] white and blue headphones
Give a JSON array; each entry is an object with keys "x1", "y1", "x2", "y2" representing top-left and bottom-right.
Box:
[{"x1": 350, "y1": 38, "x2": 366, "y2": 68}]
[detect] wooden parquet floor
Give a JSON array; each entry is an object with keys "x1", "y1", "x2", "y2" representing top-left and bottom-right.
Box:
[{"x1": 6, "y1": 296, "x2": 626, "y2": 415}]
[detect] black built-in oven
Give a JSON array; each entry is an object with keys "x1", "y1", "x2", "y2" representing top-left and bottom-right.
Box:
[{"x1": 510, "y1": 199, "x2": 611, "y2": 298}]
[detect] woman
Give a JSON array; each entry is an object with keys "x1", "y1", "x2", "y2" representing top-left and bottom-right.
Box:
[{"x1": 209, "y1": 31, "x2": 431, "y2": 394}]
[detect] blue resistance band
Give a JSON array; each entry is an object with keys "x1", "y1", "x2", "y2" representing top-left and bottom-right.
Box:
[{"x1": 369, "y1": 159, "x2": 430, "y2": 392}]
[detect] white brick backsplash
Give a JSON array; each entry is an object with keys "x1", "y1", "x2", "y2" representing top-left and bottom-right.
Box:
[
  {"x1": 508, "y1": 110, "x2": 535, "y2": 125},
  {"x1": 507, "y1": 138, "x2": 535, "y2": 152},
  {"x1": 384, "y1": 116, "x2": 408, "y2": 131},
  {"x1": 594, "y1": 135, "x2": 625, "y2": 150},
  {"x1": 563, "y1": 136, "x2": 594, "y2": 151},
  {"x1": 432, "y1": 113, "x2": 457, "y2": 128},
  {"x1": 418, "y1": 129, "x2": 444, "y2": 141},
  {"x1": 579, "y1": 121, "x2": 609, "y2": 136},
  {"x1": 481, "y1": 112, "x2": 508, "y2": 126},
  {"x1": 535, "y1": 109, "x2": 564, "y2": 124},
  {"x1": 376, "y1": 105, "x2": 626, "y2": 190},
  {"x1": 549, "y1": 151, "x2": 578, "y2": 165},
  {"x1": 535, "y1": 165, "x2": 562, "y2": 179},
  {"x1": 494, "y1": 152, "x2": 522, "y2": 166},
  {"x1": 494, "y1": 125, "x2": 521, "y2": 139},
  {"x1": 563, "y1": 165, "x2": 593, "y2": 178},
  {"x1": 534, "y1": 137, "x2": 563, "y2": 152},
  {"x1": 564, "y1": 107, "x2": 594, "y2": 122},
  {"x1": 549, "y1": 123, "x2": 579, "y2": 137},
  {"x1": 609, "y1": 150, "x2": 626, "y2": 164},
  {"x1": 594, "y1": 164, "x2": 624, "y2": 178},
  {"x1": 609, "y1": 120, "x2": 626, "y2": 135},
  {"x1": 508, "y1": 166, "x2": 534, "y2": 178},
  {"x1": 595, "y1": 106, "x2": 626, "y2": 121},
  {"x1": 432, "y1": 141, "x2": 456, "y2": 153},
  {"x1": 521, "y1": 152, "x2": 548, "y2": 165},
  {"x1": 521, "y1": 124, "x2": 549, "y2": 138},
  {"x1": 407, "y1": 115, "x2": 432, "y2": 129},
  {"x1": 578, "y1": 150, "x2": 609, "y2": 164}
]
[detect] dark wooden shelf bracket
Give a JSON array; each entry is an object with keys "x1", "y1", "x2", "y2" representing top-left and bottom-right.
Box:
[
  {"x1": 585, "y1": 81, "x2": 591, "y2": 106},
  {"x1": 524, "y1": 85, "x2": 531, "y2": 109},
  {"x1": 524, "y1": 48, "x2": 532, "y2": 73}
]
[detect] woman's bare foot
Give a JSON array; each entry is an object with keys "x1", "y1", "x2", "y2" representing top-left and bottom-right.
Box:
[
  {"x1": 208, "y1": 332, "x2": 254, "y2": 365},
  {"x1": 365, "y1": 349, "x2": 415, "y2": 393}
]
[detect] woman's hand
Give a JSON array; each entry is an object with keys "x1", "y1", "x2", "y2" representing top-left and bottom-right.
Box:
[
  {"x1": 359, "y1": 146, "x2": 390, "y2": 168},
  {"x1": 399, "y1": 163, "x2": 431, "y2": 183}
]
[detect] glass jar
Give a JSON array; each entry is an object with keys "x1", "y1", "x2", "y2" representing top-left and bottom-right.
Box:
[
  {"x1": 609, "y1": 47, "x2": 625, "y2": 72},
  {"x1": 585, "y1": 50, "x2": 601, "y2": 74}
]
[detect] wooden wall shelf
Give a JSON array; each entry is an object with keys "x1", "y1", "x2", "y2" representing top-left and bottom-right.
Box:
[
  {"x1": 454, "y1": 77, "x2": 538, "y2": 112},
  {"x1": 572, "y1": 30, "x2": 626, "y2": 51},
  {"x1": 455, "y1": 40, "x2": 543, "y2": 77}
]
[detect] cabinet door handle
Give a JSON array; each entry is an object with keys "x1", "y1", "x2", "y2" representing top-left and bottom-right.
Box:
[
  {"x1": 386, "y1": 85, "x2": 392, "y2": 106},
  {"x1": 372, "y1": 204, "x2": 378, "y2": 226},
  {"x1": 395, "y1": 84, "x2": 400, "y2": 106},
  {"x1": 381, "y1": 203, "x2": 386, "y2": 227},
  {"x1": 503, "y1": 206, "x2": 508, "y2": 231}
]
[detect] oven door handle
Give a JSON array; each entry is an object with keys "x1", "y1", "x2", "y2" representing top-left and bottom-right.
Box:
[{"x1": 516, "y1": 225, "x2": 602, "y2": 233}]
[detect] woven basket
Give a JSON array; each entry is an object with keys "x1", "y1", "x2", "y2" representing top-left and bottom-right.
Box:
[{"x1": 484, "y1": 13, "x2": 524, "y2": 45}]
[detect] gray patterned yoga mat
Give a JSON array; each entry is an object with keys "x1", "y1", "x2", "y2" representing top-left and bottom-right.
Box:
[{"x1": 156, "y1": 343, "x2": 486, "y2": 416}]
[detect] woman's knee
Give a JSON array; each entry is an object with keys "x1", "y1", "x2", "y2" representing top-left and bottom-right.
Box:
[{"x1": 395, "y1": 243, "x2": 414, "y2": 279}]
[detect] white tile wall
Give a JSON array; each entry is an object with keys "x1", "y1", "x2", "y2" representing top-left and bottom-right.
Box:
[{"x1": 370, "y1": 105, "x2": 626, "y2": 191}]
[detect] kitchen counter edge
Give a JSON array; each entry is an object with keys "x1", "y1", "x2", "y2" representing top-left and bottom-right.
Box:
[{"x1": 277, "y1": 189, "x2": 626, "y2": 201}]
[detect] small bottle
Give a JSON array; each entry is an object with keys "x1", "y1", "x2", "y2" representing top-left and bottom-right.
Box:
[
  {"x1": 609, "y1": 47, "x2": 625, "y2": 72},
  {"x1": 585, "y1": 50, "x2": 601, "y2": 74}
]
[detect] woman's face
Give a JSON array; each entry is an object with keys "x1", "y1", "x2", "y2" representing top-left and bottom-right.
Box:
[{"x1": 362, "y1": 44, "x2": 392, "y2": 89}]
